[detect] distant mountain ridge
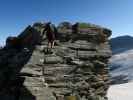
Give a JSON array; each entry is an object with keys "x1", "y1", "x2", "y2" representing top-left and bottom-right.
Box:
[
  {"x1": 109, "y1": 50, "x2": 133, "y2": 84},
  {"x1": 110, "y1": 35, "x2": 133, "y2": 54},
  {"x1": 110, "y1": 35, "x2": 133, "y2": 84}
]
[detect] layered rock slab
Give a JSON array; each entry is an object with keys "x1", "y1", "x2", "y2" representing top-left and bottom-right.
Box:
[{"x1": 0, "y1": 22, "x2": 112, "y2": 100}]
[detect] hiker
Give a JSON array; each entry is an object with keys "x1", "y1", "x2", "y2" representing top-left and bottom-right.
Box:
[
  {"x1": 43, "y1": 22, "x2": 56, "y2": 51},
  {"x1": 72, "y1": 22, "x2": 79, "y2": 34},
  {"x1": 71, "y1": 23, "x2": 79, "y2": 42}
]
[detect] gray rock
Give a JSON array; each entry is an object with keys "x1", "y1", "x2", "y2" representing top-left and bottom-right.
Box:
[
  {"x1": 78, "y1": 51, "x2": 98, "y2": 60},
  {"x1": 68, "y1": 42, "x2": 97, "y2": 51},
  {"x1": 0, "y1": 21, "x2": 111, "y2": 100},
  {"x1": 44, "y1": 56, "x2": 63, "y2": 64}
]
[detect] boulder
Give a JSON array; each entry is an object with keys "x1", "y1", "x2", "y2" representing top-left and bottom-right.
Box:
[
  {"x1": 68, "y1": 42, "x2": 97, "y2": 51},
  {"x1": 44, "y1": 56, "x2": 63, "y2": 64}
]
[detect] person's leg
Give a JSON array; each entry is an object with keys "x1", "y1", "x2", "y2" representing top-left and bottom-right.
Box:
[
  {"x1": 48, "y1": 41, "x2": 52, "y2": 49},
  {"x1": 50, "y1": 42, "x2": 52, "y2": 49},
  {"x1": 51, "y1": 41, "x2": 55, "y2": 48},
  {"x1": 48, "y1": 41, "x2": 53, "y2": 54},
  {"x1": 47, "y1": 41, "x2": 50, "y2": 52}
]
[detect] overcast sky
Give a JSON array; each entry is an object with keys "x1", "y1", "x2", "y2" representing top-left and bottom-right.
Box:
[{"x1": 0, "y1": 0, "x2": 133, "y2": 46}]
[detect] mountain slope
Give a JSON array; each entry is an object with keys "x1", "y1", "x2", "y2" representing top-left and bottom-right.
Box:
[
  {"x1": 109, "y1": 49, "x2": 133, "y2": 84},
  {"x1": 109, "y1": 35, "x2": 133, "y2": 84},
  {"x1": 108, "y1": 81, "x2": 133, "y2": 100},
  {"x1": 110, "y1": 35, "x2": 133, "y2": 54}
]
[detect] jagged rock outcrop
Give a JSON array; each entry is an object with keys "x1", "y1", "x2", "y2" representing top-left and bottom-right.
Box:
[{"x1": 0, "y1": 22, "x2": 112, "y2": 100}]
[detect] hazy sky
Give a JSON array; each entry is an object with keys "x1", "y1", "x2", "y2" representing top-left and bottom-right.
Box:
[{"x1": 0, "y1": 0, "x2": 133, "y2": 46}]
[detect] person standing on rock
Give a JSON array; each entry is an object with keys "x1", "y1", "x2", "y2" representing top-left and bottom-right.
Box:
[
  {"x1": 43, "y1": 22, "x2": 56, "y2": 52},
  {"x1": 71, "y1": 22, "x2": 79, "y2": 43},
  {"x1": 72, "y1": 22, "x2": 79, "y2": 34}
]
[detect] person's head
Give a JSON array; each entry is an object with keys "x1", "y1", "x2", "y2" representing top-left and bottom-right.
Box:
[
  {"x1": 76, "y1": 22, "x2": 79, "y2": 24},
  {"x1": 72, "y1": 22, "x2": 79, "y2": 27},
  {"x1": 44, "y1": 22, "x2": 50, "y2": 28},
  {"x1": 75, "y1": 22, "x2": 79, "y2": 26},
  {"x1": 47, "y1": 22, "x2": 51, "y2": 25},
  {"x1": 45, "y1": 22, "x2": 51, "y2": 28}
]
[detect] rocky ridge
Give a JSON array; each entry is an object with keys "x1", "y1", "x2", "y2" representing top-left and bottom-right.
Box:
[{"x1": 0, "y1": 22, "x2": 112, "y2": 100}]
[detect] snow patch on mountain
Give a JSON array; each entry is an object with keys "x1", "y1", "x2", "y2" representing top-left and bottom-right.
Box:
[
  {"x1": 108, "y1": 82, "x2": 133, "y2": 100},
  {"x1": 109, "y1": 49, "x2": 133, "y2": 84}
]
